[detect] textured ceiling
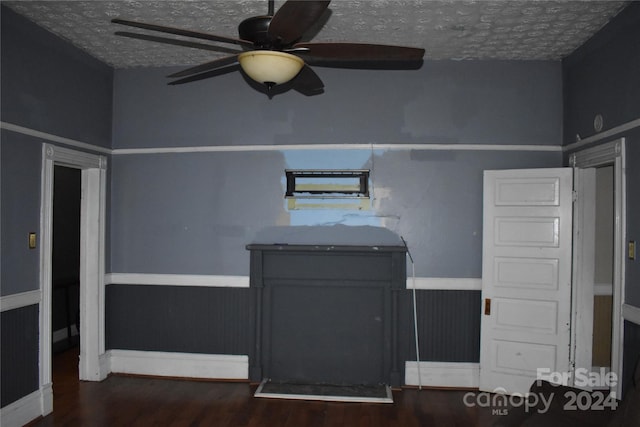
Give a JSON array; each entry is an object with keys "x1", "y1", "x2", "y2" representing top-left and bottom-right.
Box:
[{"x1": 4, "y1": 0, "x2": 629, "y2": 68}]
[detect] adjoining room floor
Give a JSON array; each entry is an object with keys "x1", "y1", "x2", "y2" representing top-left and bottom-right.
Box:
[{"x1": 27, "y1": 348, "x2": 501, "y2": 426}]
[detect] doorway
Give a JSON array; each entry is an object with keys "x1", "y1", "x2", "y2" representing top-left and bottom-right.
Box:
[
  {"x1": 39, "y1": 144, "x2": 107, "y2": 416},
  {"x1": 478, "y1": 138, "x2": 626, "y2": 396},
  {"x1": 593, "y1": 166, "x2": 614, "y2": 371},
  {"x1": 570, "y1": 138, "x2": 626, "y2": 397},
  {"x1": 52, "y1": 166, "x2": 81, "y2": 354}
]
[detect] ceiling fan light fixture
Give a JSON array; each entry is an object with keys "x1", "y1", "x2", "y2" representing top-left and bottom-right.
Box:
[{"x1": 238, "y1": 50, "x2": 304, "y2": 86}]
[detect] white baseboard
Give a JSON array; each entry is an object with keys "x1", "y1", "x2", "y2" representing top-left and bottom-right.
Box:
[
  {"x1": 405, "y1": 361, "x2": 479, "y2": 388},
  {"x1": 108, "y1": 350, "x2": 248, "y2": 380},
  {"x1": 594, "y1": 282, "x2": 613, "y2": 296},
  {"x1": 41, "y1": 382, "x2": 53, "y2": 416},
  {"x1": 105, "y1": 273, "x2": 483, "y2": 291},
  {"x1": 106, "y1": 350, "x2": 478, "y2": 388},
  {"x1": 53, "y1": 325, "x2": 79, "y2": 343},
  {"x1": 105, "y1": 273, "x2": 250, "y2": 288},
  {"x1": 407, "y1": 277, "x2": 482, "y2": 291},
  {"x1": 99, "y1": 352, "x2": 111, "y2": 380},
  {"x1": 0, "y1": 383, "x2": 52, "y2": 427},
  {"x1": 623, "y1": 303, "x2": 640, "y2": 326}
]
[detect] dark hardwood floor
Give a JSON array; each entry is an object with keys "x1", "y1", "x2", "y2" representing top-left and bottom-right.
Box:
[{"x1": 28, "y1": 348, "x2": 501, "y2": 426}]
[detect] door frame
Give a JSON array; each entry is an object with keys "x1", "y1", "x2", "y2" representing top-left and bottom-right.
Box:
[
  {"x1": 39, "y1": 144, "x2": 108, "y2": 413},
  {"x1": 570, "y1": 167, "x2": 596, "y2": 383},
  {"x1": 569, "y1": 137, "x2": 626, "y2": 397}
]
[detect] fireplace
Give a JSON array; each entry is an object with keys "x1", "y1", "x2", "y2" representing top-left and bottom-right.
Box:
[{"x1": 247, "y1": 242, "x2": 406, "y2": 387}]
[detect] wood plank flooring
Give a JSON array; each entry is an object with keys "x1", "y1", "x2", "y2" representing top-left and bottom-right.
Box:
[{"x1": 27, "y1": 348, "x2": 501, "y2": 426}]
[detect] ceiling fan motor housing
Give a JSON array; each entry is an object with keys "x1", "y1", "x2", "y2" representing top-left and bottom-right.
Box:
[{"x1": 238, "y1": 16, "x2": 274, "y2": 48}]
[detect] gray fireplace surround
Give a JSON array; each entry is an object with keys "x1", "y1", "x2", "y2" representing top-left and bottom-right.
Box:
[{"x1": 247, "y1": 225, "x2": 407, "y2": 387}]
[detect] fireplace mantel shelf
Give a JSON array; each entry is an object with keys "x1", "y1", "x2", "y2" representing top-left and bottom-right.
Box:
[{"x1": 246, "y1": 243, "x2": 407, "y2": 253}]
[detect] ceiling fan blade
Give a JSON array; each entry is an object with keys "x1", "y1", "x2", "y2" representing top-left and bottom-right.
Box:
[
  {"x1": 295, "y1": 42, "x2": 425, "y2": 62},
  {"x1": 167, "y1": 55, "x2": 240, "y2": 79},
  {"x1": 292, "y1": 65, "x2": 324, "y2": 96},
  {"x1": 115, "y1": 32, "x2": 242, "y2": 55},
  {"x1": 268, "y1": 0, "x2": 331, "y2": 45},
  {"x1": 168, "y1": 65, "x2": 241, "y2": 86},
  {"x1": 112, "y1": 18, "x2": 254, "y2": 48}
]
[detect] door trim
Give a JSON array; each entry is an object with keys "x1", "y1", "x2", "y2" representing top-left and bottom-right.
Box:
[
  {"x1": 570, "y1": 168, "x2": 596, "y2": 382},
  {"x1": 569, "y1": 137, "x2": 626, "y2": 397},
  {"x1": 40, "y1": 144, "x2": 108, "y2": 412}
]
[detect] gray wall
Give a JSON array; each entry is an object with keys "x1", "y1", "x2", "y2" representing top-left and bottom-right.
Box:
[
  {"x1": 0, "y1": 305, "x2": 39, "y2": 407},
  {"x1": 563, "y1": 3, "x2": 640, "y2": 307},
  {"x1": 110, "y1": 61, "x2": 563, "y2": 277},
  {"x1": 1, "y1": 6, "x2": 113, "y2": 148},
  {"x1": 113, "y1": 61, "x2": 561, "y2": 149},
  {"x1": 623, "y1": 321, "x2": 640, "y2": 394},
  {"x1": 107, "y1": 285, "x2": 254, "y2": 355},
  {"x1": 108, "y1": 58, "x2": 562, "y2": 366},
  {"x1": 562, "y1": 2, "x2": 640, "y2": 146},
  {"x1": 1, "y1": 132, "x2": 42, "y2": 296},
  {"x1": 12, "y1": 0, "x2": 640, "y2": 400},
  {"x1": 110, "y1": 149, "x2": 559, "y2": 277},
  {"x1": 0, "y1": 5, "x2": 113, "y2": 409},
  {"x1": 562, "y1": 2, "x2": 640, "y2": 391},
  {"x1": 400, "y1": 290, "x2": 481, "y2": 362},
  {"x1": 1, "y1": 6, "x2": 114, "y2": 296},
  {"x1": 626, "y1": 133, "x2": 640, "y2": 305}
]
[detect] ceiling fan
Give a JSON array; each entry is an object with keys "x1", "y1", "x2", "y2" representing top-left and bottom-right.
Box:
[{"x1": 112, "y1": 0, "x2": 425, "y2": 96}]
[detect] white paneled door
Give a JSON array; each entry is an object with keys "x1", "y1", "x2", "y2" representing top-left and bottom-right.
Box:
[{"x1": 480, "y1": 168, "x2": 574, "y2": 394}]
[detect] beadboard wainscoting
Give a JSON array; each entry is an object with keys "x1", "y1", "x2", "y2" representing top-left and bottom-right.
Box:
[
  {"x1": 104, "y1": 273, "x2": 482, "y2": 385},
  {"x1": 0, "y1": 302, "x2": 48, "y2": 427},
  {"x1": 8, "y1": 277, "x2": 640, "y2": 391}
]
